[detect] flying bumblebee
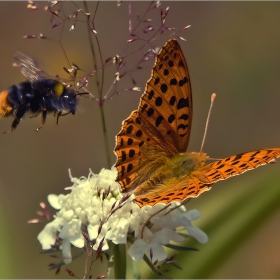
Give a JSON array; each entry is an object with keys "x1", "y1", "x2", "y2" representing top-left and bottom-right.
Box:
[{"x1": 0, "y1": 52, "x2": 79, "y2": 133}]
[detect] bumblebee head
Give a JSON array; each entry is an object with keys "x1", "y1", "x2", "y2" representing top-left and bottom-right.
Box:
[{"x1": 62, "y1": 88, "x2": 78, "y2": 114}]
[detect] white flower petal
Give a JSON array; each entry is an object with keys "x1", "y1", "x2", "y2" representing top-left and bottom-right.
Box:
[
  {"x1": 87, "y1": 224, "x2": 99, "y2": 240},
  {"x1": 128, "y1": 239, "x2": 148, "y2": 261},
  {"x1": 149, "y1": 242, "x2": 167, "y2": 262},
  {"x1": 62, "y1": 239, "x2": 72, "y2": 264},
  {"x1": 182, "y1": 209, "x2": 201, "y2": 221},
  {"x1": 37, "y1": 219, "x2": 62, "y2": 249},
  {"x1": 107, "y1": 218, "x2": 130, "y2": 244},
  {"x1": 59, "y1": 223, "x2": 70, "y2": 239},
  {"x1": 154, "y1": 228, "x2": 175, "y2": 244},
  {"x1": 187, "y1": 226, "x2": 208, "y2": 244},
  {"x1": 47, "y1": 194, "x2": 62, "y2": 210},
  {"x1": 156, "y1": 228, "x2": 185, "y2": 244},
  {"x1": 68, "y1": 232, "x2": 84, "y2": 248}
]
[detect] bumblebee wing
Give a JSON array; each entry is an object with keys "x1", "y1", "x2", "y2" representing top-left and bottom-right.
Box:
[{"x1": 14, "y1": 52, "x2": 49, "y2": 81}]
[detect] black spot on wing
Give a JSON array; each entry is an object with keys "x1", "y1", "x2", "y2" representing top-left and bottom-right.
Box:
[
  {"x1": 177, "y1": 97, "x2": 189, "y2": 109},
  {"x1": 148, "y1": 90, "x2": 154, "y2": 100},
  {"x1": 168, "y1": 114, "x2": 175, "y2": 124},
  {"x1": 147, "y1": 107, "x2": 154, "y2": 117},
  {"x1": 127, "y1": 163, "x2": 133, "y2": 173},
  {"x1": 155, "y1": 97, "x2": 162, "y2": 106},
  {"x1": 169, "y1": 96, "x2": 176, "y2": 106},
  {"x1": 126, "y1": 125, "x2": 133, "y2": 134},
  {"x1": 156, "y1": 115, "x2": 163, "y2": 127},
  {"x1": 136, "y1": 130, "x2": 142, "y2": 137},
  {"x1": 121, "y1": 151, "x2": 126, "y2": 162},
  {"x1": 170, "y1": 78, "x2": 177, "y2": 85},
  {"x1": 129, "y1": 149, "x2": 135, "y2": 158},
  {"x1": 178, "y1": 114, "x2": 189, "y2": 120},
  {"x1": 168, "y1": 60, "x2": 174, "y2": 67},
  {"x1": 161, "y1": 84, "x2": 167, "y2": 93}
]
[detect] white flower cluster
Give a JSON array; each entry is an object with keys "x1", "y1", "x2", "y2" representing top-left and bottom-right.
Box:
[{"x1": 37, "y1": 168, "x2": 208, "y2": 264}]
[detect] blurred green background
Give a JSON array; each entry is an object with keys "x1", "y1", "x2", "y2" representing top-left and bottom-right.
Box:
[{"x1": 0, "y1": 1, "x2": 280, "y2": 278}]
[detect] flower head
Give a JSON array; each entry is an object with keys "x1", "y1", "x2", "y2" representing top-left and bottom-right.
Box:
[{"x1": 37, "y1": 168, "x2": 207, "y2": 265}]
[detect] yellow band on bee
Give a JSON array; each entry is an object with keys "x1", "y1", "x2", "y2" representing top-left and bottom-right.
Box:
[{"x1": 54, "y1": 82, "x2": 64, "y2": 96}]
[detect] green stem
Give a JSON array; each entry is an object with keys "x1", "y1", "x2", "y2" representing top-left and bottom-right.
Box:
[
  {"x1": 114, "y1": 244, "x2": 127, "y2": 279},
  {"x1": 131, "y1": 259, "x2": 140, "y2": 279}
]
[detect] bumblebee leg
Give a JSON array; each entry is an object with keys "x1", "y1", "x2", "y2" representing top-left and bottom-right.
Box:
[
  {"x1": 35, "y1": 110, "x2": 47, "y2": 132},
  {"x1": 2, "y1": 106, "x2": 28, "y2": 134},
  {"x1": 56, "y1": 111, "x2": 62, "y2": 125},
  {"x1": 29, "y1": 112, "x2": 40, "y2": 118},
  {"x1": 56, "y1": 111, "x2": 71, "y2": 125}
]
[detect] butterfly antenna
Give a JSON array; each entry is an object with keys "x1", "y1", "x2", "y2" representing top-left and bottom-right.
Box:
[{"x1": 200, "y1": 93, "x2": 216, "y2": 153}]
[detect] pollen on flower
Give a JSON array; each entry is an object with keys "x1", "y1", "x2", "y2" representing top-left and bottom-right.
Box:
[{"x1": 37, "y1": 168, "x2": 207, "y2": 266}]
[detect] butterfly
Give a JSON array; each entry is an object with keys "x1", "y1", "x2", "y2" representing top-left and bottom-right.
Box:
[{"x1": 114, "y1": 39, "x2": 280, "y2": 208}]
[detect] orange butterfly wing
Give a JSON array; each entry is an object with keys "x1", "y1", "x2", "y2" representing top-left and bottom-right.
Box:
[
  {"x1": 114, "y1": 39, "x2": 280, "y2": 208},
  {"x1": 114, "y1": 39, "x2": 192, "y2": 192},
  {"x1": 134, "y1": 148, "x2": 280, "y2": 207}
]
